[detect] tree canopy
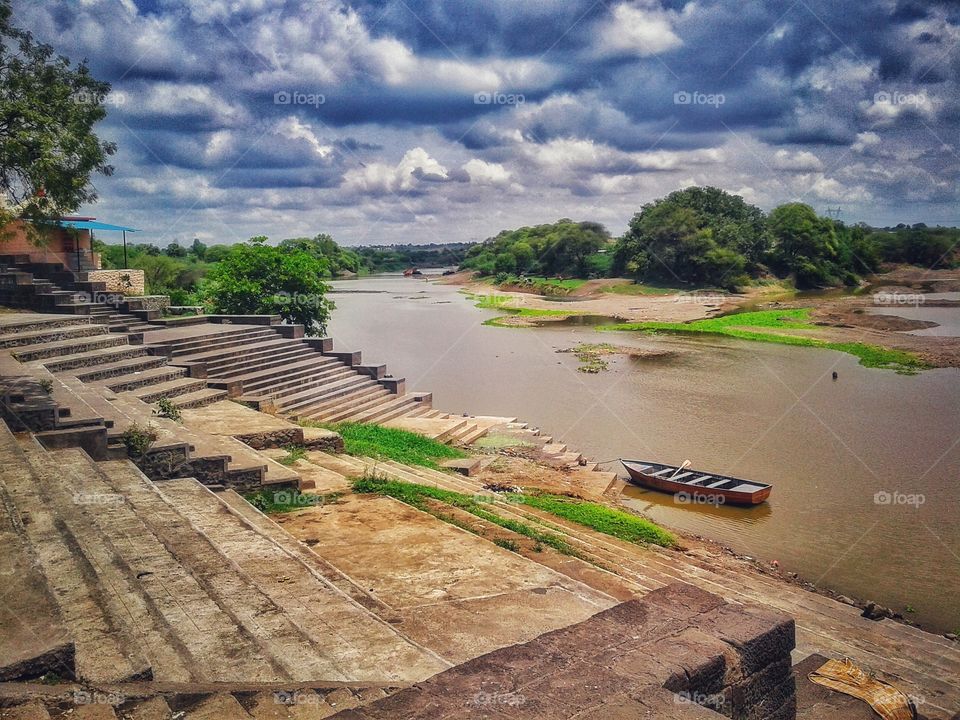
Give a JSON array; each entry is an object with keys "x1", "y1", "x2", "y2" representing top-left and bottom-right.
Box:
[
  {"x1": 461, "y1": 219, "x2": 612, "y2": 278},
  {"x1": 0, "y1": 0, "x2": 115, "y2": 234}
]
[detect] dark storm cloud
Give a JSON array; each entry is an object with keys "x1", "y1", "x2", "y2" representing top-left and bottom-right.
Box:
[{"x1": 11, "y1": 0, "x2": 960, "y2": 242}]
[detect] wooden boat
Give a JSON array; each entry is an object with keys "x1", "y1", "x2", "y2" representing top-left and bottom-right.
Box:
[{"x1": 621, "y1": 459, "x2": 772, "y2": 506}]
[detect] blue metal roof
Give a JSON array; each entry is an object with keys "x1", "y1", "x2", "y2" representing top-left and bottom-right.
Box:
[{"x1": 56, "y1": 220, "x2": 140, "y2": 233}]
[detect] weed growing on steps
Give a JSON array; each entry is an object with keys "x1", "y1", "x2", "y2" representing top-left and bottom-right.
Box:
[
  {"x1": 154, "y1": 397, "x2": 182, "y2": 422},
  {"x1": 276, "y1": 444, "x2": 307, "y2": 466},
  {"x1": 244, "y1": 488, "x2": 342, "y2": 513},
  {"x1": 121, "y1": 423, "x2": 159, "y2": 457}
]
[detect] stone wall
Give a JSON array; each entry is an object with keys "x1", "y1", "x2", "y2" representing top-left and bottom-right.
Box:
[
  {"x1": 332, "y1": 583, "x2": 797, "y2": 720},
  {"x1": 124, "y1": 294, "x2": 170, "y2": 312},
  {"x1": 85, "y1": 269, "x2": 146, "y2": 296}
]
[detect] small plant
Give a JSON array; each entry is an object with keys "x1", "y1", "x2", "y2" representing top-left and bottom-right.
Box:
[
  {"x1": 277, "y1": 444, "x2": 307, "y2": 466},
  {"x1": 37, "y1": 378, "x2": 54, "y2": 394},
  {"x1": 494, "y1": 538, "x2": 520, "y2": 552},
  {"x1": 905, "y1": 605, "x2": 916, "y2": 614},
  {"x1": 121, "y1": 423, "x2": 159, "y2": 457},
  {"x1": 154, "y1": 397, "x2": 182, "y2": 422}
]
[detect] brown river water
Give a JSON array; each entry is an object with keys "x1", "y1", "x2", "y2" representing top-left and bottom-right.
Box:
[{"x1": 327, "y1": 274, "x2": 960, "y2": 633}]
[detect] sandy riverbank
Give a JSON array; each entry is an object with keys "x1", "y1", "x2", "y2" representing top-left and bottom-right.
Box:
[{"x1": 441, "y1": 268, "x2": 960, "y2": 367}]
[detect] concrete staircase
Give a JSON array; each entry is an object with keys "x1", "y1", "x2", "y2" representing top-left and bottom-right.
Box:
[
  {"x1": 0, "y1": 419, "x2": 447, "y2": 691},
  {"x1": 148, "y1": 328, "x2": 435, "y2": 425},
  {"x1": 291, "y1": 450, "x2": 960, "y2": 719},
  {"x1": 0, "y1": 255, "x2": 156, "y2": 333}
]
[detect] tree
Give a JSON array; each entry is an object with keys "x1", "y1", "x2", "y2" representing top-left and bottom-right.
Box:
[
  {"x1": 0, "y1": 0, "x2": 116, "y2": 236},
  {"x1": 767, "y1": 203, "x2": 842, "y2": 287},
  {"x1": 164, "y1": 242, "x2": 188, "y2": 258},
  {"x1": 190, "y1": 238, "x2": 208, "y2": 260},
  {"x1": 205, "y1": 238, "x2": 334, "y2": 335},
  {"x1": 133, "y1": 254, "x2": 180, "y2": 294},
  {"x1": 612, "y1": 187, "x2": 765, "y2": 289}
]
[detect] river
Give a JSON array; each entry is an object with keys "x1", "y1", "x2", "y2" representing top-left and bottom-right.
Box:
[{"x1": 327, "y1": 273, "x2": 960, "y2": 633}]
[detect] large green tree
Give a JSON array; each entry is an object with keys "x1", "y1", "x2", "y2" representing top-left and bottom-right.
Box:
[
  {"x1": 767, "y1": 203, "x2": 848, "y2": 288},
  {"x1": 205, "y1": 237, "x2": 334, "y2": 335},
  {"x1": 612, "y1": 187, "x2": 761, "y2": 289},
  {"x1": 0, "y1": 1, "x2": 116, "y2": 234}
]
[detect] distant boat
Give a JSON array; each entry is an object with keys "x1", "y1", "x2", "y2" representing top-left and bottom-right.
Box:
[
  {"x1": 403, "y1": 268, "x2": 423, "y2": 277},
  {"x1": 621, "y1": 459, "x2": 772, "y2": 506}
]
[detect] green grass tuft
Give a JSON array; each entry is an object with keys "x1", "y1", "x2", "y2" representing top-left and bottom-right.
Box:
[
  {"x1": 600, "y1": 308, "x2": 929, "y2": 374},
  {"x1": 313, "y1": 422, "x2": 467, "y2": 469},
  {"x1": 244, "y1": 488, "x2": 341, "y2": 513}
]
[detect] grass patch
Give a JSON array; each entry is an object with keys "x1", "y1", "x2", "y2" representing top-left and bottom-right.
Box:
[
  {"x1": 494, "y1": 538, "x2": 521, "y2": 552},
  {"x1": 513, "y1": 493, "x2": 677, "y2": 547},
  {"x1": 245, "y1": 488, "x2": 341, "y2": 513},
  {"x1": 313, "y1": 422, "x2": 467, "y2": 469},
  {"x1": 601, "y1": 282, "x2": 686, "y2": 296},
  {"x1": 600, "y1": 308, "x2": 929, "y2": 374},
  {"x1": 352, "y1": 475, "x2": 582, "y2": 556},
  {"x1": 352, "y1": 475, "x2": 677, "y2": 553},
  {"x1": 466, "y1": 292, "x2": 591, "y2": 327},
  {"x1": 276, "y1": 444, "x2": 307, "y2": 466}
]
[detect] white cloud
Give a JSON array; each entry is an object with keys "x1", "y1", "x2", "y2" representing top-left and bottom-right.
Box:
[
  {"x1": 594, "y1": 2, "x2": 683, "y2": 57},
  {"x1": 342, "y1": 147, "x2": 449, "y2": 195},
  {"x1": 274, "y1": 118, "x2": 333, "y2": 159},
  {"x1": 462, "y1": 159, "x2": 512, "y2": 186},
  {"x1": 771, "y1": 149, "x2": 824, "y2": 172}
]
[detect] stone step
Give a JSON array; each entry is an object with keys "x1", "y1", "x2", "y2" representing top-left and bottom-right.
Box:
[
  {"x1": 134, "y1": 377, "x2": 208, "y2": 403},
  {"x1": 170, "y1": 387, "x2": 229, "y2": 410},
  {"x1": 239, "y1": 361, "x2": 355, "y2": 397},
  {"x1": 265, "y1": 366, "x2": 365, "y2": 403},
  {"x1": 42, "y1": 345, "x2": 150, "y2": 373},
  {"x1": 6, "y1": 438, "x2": 153, "y2": 682},
  {"x1": 100, "y1": 365, "x2": 188, "y2": 393},
  {"x1": 275, "y1": 375, "x2": 379, "y2": 415},
  {"x1": 0, "y1": 426, "x2": 74, "y2": 683},
  {"x1": 0, "y1": 315, "x2": 91, "y2": 335},
  {"x1": 220, "y1": 490, "x2": 392, "y2": 619},
  {"x1": 95, "y1": 461, "x2": 327, "y2": 683},
  {"x1": 0, "y1": 700, "x2": 54, "y2": 718},
  {"x1": 203, "y1": 345, "x2": 321, "y2": 378},
  {"x1": 161, "y1": 479, "x2": 444, "y2": 682},
  {"x1": 296, "y1": 386, "x2": 393, "y2": 423},
  {"x1": 338, "y1": 395, "x2": 421, "y2": 425},
  {"x1": 224, "y1": 355, "x2": 343, "y2": 392},
  {"x1": 173, "y1": 338, "x2": 302, "y2": 368},
  {"x1": 12, "y1": 333, "x2": 129, "y2": 362},
  {"x1": 455, "y1": 423, "x2": 492, "y2": 446},
  {"x1": 183, "y1": 693, "x2": 255, "y2": 719},
  {"x1": 167, "y1": 328, "x2": 281, "y2": 357},
  {"x1": 73, "y1": 354, "x2": 170, "y2": 383},
  {"x1": 0, "y1": 323, "x2": 107, "y2": 350}
]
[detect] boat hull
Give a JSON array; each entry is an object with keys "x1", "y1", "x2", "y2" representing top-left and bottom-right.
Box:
[{"x1": 622, "y1": 461, "x2": 771, "y2": 506}]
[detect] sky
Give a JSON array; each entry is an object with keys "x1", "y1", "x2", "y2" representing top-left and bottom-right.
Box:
[{"x1": 14, "y1": 0, "x2": 960, "y2": 247}]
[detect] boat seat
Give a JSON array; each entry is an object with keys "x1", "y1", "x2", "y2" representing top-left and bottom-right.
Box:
[
  {"x1": 689, "y1": 475, "x2": 714, "y2": 485},
  {"x1": 705, "y1": 478, "x2": 730, "y2": 488},
  {"x1": 670, "y1": 472, "x2": 693, "y2": 481},
  {"x1": 728, "y1": 483, "x2": 761, "y2": 493},
  {"x1": 649, "y1": 468, "x2": 675, "y2": 477}
]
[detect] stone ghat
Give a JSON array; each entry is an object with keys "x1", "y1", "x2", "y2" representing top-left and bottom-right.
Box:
[{"x1": 330, "y1": 583, "x2": 797, "y2": 720}]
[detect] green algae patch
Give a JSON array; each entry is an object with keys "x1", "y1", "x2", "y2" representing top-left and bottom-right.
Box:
[
  {"x1": 601, "y1": 308, "x2": 929, "y2": 374},
  {"x1": 465, "y1": 292, "x2": 593, "y2": 327},
  {"x1": 306, "y1": 421, "x2": 466, "y2": 469}
]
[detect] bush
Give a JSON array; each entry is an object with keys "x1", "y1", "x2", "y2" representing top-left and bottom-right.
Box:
[{"x1": 121, "y1": 423, "x2": 158, "y2": 457}]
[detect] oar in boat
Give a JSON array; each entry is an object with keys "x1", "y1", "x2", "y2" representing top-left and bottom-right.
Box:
[{"x1": 668, "y1": 459, "x2": 691, "y2": 480}]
